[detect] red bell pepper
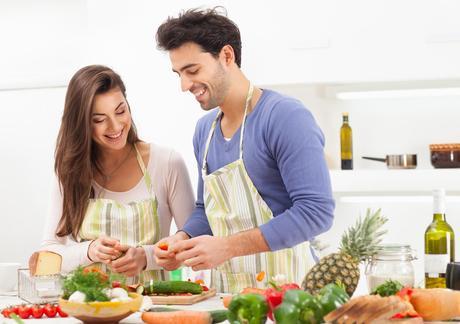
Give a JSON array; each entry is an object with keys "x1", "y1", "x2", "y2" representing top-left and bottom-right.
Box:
[{"x1": 264, "y1": 282, "x2": 301, "y2": 320}]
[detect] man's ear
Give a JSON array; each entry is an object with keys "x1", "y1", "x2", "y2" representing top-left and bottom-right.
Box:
[{"x1": 219, "y1": 45, "x2": 235, "y2": 66}]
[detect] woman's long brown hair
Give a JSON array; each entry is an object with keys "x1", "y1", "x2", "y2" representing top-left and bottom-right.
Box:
[{"x1": 55, "y1": 65, "x2": 139, "y2": 239}]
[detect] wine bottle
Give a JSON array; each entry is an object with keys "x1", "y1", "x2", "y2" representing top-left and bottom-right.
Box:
[
  {"x1": 340, "y1": 112, "x2": 353, "y2": 170},
  {"x1": 424, "y1": 189, "x2": 455, "y2": 288}
]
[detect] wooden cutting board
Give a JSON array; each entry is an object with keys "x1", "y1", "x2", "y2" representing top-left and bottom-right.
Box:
[{"x1": 149, "y1": 288, "x2": 217, "y2": 305}]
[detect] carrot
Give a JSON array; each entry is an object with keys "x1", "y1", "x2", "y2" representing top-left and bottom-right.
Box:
[
  {"x1": 410, "y1": 288, "x2": 460, "y2": 321},
  {"x1": 256, "y1": 271, "x2": 265, "y2": 282},
  {"x1": 141, "y1": 310, "x2": 211, "y2": 324},
  {"x1": 222, "y1": 295, "x2": 233, "y2": 308},
  {"x1": 240, "y1": 287, "x2": 266, "y2": 295},
  {"x1": 158, "y1": 242, "x2": 169, "y2": 251}
]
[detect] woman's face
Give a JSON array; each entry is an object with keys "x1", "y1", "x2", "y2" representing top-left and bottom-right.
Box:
[{"x1": 91, "y1": 88, "x2": 132, "y2": 151}]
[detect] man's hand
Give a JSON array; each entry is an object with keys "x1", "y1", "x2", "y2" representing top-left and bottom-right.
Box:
[
  {"x1": 172, "y1": 235, "x2": 233, "y2": 271},
  {"x1": 154, "y1": 231, "x2": 189, "y2": 271},
  {"x1": 110, "y1": 245, "x2": 146, "y2": 277},
  {"x1": 87, "y1": 235, "x2": 123, "y2": 264}
]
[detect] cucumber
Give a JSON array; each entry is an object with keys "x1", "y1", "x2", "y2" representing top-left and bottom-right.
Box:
[
  {"x1": 143, "y1": 280, "x2": 203, "y2": 295},
  {"x1": 146, "y1": 307, "x2": 228, "y2": 323}
]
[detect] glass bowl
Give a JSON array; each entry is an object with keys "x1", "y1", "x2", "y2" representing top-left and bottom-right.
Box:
[{"x1": 58, "y1": 292, "x2": 142, "y2": 324}]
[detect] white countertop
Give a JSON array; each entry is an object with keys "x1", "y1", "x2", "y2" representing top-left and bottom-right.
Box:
[{"x1": 0, "y1": 293, "x2": 234, "y2": 324}]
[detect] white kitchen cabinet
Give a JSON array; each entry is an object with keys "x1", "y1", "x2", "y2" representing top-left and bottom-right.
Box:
[
  {"x1": 330, "y1": 169, "x2": 460, "y2": 195},
  {"x1": 227, "y1": 0, "x2": 460, "y2": 85}
]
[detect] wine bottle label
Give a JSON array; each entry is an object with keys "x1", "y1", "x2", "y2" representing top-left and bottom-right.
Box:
[{"x1": 424, "y1": 254, "x2": 450, "y2": 276}]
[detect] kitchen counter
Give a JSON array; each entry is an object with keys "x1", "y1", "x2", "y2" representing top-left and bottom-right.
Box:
[
  {"x1": 0, "y1": 293, "x2": 237, "y2": 324},
  {"x1": 1, "y1": 293, "x2": 455, "y2": 323}
]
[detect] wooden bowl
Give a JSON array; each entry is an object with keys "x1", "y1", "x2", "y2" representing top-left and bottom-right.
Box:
[{"x1": 58, "y1": 292, "x2": 142, "y2": 324}]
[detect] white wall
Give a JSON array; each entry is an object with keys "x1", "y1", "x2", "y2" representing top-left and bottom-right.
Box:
[{"x1": 1, "y1": 1, "x2": 460, "y2": 293}]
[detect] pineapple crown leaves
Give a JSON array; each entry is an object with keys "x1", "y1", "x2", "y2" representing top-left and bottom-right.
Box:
[{"x1": 339, "y1": 208, "x2": 388, "y2": 262}]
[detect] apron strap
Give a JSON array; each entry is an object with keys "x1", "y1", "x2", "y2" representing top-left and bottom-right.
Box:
[
  {"x1": 201, "y1": 83, "x2": 254, "y2": 176},
  {"x1": 134, "y1": 143, "x2": 154, "y2": 196}
]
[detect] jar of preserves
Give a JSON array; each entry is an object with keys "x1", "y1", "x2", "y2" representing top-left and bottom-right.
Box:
[{"x1": 365, "y1": 244, "x2": 416, "y2": 293}]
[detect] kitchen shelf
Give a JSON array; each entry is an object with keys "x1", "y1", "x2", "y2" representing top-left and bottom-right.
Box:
[{"x1": 329, "y1": 169, "x2": 460, "y2": 195}]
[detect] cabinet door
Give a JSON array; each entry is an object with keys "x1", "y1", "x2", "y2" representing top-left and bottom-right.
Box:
[{"x1": 227, "y1": 0, "x2": 460, "y2": 85}]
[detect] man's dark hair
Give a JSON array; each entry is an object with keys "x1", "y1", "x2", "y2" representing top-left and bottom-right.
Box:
[{"x1": 156, "y1": 7, "x2": 242, "y2": 67}]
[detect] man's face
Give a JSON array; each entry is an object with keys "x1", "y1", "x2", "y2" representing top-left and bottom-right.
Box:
[{"x1": 170, "y1": 42, "x2": 230, "y2": 110}]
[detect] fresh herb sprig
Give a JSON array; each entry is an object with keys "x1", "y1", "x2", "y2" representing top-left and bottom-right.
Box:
[
  {"x1": 62, "y1": 266, "x2": 125, "y2": 302},
  {"x1": 371, "y1": 279, "x2": 404, "y2": 297}
]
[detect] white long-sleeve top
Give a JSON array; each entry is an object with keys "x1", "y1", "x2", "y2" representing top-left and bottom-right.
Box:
[{"x1": 41, "y1": 143, "x2": 195, "y2": 273}]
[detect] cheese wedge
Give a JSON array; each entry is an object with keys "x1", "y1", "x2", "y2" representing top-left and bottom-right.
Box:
[{"x1": 29, "y1": 251, "x2": 62, "y2": 276}]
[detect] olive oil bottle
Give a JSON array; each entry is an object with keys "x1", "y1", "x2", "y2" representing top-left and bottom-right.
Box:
[
  {"x1": 340, "y1": 112, "x2": 353, "y2": 169},
  {"x1": 424, "y1": 189, "x2": 455, "y2": 288}
]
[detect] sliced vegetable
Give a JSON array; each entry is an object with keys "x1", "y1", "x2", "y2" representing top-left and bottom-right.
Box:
[
  {"x1": 228, "y1": 293, "x2": 268, "y2": 324},
  {"x1": 143, "y1": 280, "x2": 203, "y2": 295}
]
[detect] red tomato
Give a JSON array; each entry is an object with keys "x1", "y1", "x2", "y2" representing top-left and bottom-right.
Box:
[
  {"x1": 1, "y1": 308, "x2": 11, "y2": 318},
  {"x1": 31, "y1": 305, "x2": 44, "y2": 319},
  {"x1": 112, "y1": 281, "x2": 121, "y2": 288},
  {"x1": 17, "y1": 305, "x2": 31, "y2": 319},
  {"x1": 9, "y1": 305, "x2": 19, "y2": 315},
  {"x1": 43, "y1": 304, "x2": 57, "y2": 318},
  {"x1": 56, "y1": 305, "x2": 68, "y2": 318}
]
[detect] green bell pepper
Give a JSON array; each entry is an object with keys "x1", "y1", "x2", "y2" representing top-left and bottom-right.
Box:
[
  {"x1": 316, "y1": 283, "x2": 349, "y2": 315},
  {"x1": 227, "y1": 293, "x2": 268, "y2": 324},
  {"x1": 274, "y1": 289, "x2": 323, "y2": 324}
]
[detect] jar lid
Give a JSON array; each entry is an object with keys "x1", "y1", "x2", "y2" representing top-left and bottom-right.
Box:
[
  {"x1": 374, "y1": 244, "x2": 415, "y2": 258},
  {"x1": 429, "y1": 143, "x2": 460, "y2": 152}
]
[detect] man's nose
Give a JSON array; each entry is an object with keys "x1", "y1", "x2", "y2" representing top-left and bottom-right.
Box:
[{"x1": 180, "y1": 76, "x2": 193, "y2": 92}]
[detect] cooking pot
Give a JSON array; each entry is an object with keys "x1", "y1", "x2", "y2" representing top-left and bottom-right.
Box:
[
  {"x1": 362, "y1": 154, "x2": 417, "y2": 169},
  {"x1": 429, "y1": 143, "x2": 460, "y2": 168}
]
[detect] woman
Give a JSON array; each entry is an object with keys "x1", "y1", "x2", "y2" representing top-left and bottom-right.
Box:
[{"x1": 40, "y1": 65, "x2": 194, "y2": 283}]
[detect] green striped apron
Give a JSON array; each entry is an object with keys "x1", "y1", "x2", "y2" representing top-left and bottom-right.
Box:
[
  {"x1": 202, "y1": 84, "x2": 314, "y2": 293},
  {"x1": 80, "y1": 143, "x2": 165, "y2": 285}
]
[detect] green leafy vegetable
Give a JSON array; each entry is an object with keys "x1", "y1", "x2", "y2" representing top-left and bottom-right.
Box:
[
  {"x1": 62, "y1": 266, "x2": 125, "y2": 302},
  {"x1": 371, "y1": 279, "x2": 403, "y2": 297}
]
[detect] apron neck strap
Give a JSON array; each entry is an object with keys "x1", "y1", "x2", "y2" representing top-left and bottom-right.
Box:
[{"x1": 201, "y1": 83, "x2": 254, "y2": 177}]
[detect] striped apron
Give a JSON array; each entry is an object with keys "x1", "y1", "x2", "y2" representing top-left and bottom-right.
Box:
[
  {"x1": 203, "y1": 84, "x2": 314, "y2": 293},
  {"x1": 80, "y1": 143, "x2": 165, "y2": 284}
]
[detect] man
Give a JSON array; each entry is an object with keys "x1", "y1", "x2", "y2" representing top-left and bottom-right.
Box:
[{"x1": 154, "y1": 7, "x2": 334, "y2": 293}]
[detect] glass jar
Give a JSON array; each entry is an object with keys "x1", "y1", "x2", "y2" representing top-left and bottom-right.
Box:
[{"x1": 365, "y1": 244, "x2": 416, "y2": 293}]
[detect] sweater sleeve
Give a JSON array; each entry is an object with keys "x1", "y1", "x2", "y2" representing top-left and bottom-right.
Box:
[
  {"x1": 40, "y1": 176, "x2": 93, "y2": 273},
  {"x1": 181, "y1": 120, "x2": 213, "y2": 238},
  {"x1": 258, "y1": 100, "x2": 335, "y2": 251}
]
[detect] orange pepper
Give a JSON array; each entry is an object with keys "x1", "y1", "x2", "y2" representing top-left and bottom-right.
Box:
[{"x1": 256, "y1": 271, "x2": 265, "y2": 282}]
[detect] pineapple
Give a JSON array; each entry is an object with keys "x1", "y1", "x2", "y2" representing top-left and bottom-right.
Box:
[{"x1": 302, "y1": 208, "x2": 388, "y2": 296}]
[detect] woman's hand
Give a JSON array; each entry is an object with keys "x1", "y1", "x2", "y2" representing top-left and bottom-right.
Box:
[
  {"x1": 87, "y1": 235, "x2": 123, "y2": 264},
  {"x1": 153, "y1": 231, "x2": 189, "y2": 271},
  {"x1": 110, "y1": 245, "x2": 147, "y2": 277}
]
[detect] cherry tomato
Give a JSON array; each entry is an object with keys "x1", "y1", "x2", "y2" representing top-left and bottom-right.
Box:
[
  {"x1": 1, "y1": 308, "x2": 12, "y2": 318},
  {"x1": 112, "y1": 280, "x2": 121, "y2": 288},
  {"x1": 9, "y1": 305, "x2": 19, "y2": 315},
  {"x1": 158, "y1": 242, "x2": 168, "y2": 251},
  {"x1": 43, "y1": 304, "x2": 57, "y2": 318},
  {"x1": 17, "y1": 305, "x2": 31, "y2": 319},
  {"x1": 31, "y1": 305, "x2": 44, "y2": 319},
  {"x1": 56, "y1": 305, "x2": 68, "y2": 318}
]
